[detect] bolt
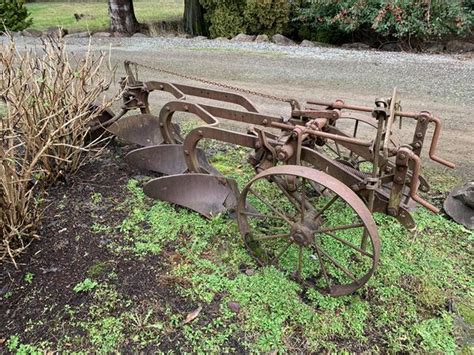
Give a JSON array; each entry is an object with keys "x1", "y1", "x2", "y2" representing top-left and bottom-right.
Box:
[
  {"x1": 184, "y1": 150, "x2": 189, "y2": 155},
  {"x1": 198, "y1": 130, "x2": 203, "y2": 137},
  {"x1": 396, "y1": 176, "x2": 403, "y2": 183},
  {"x1": 262, "y1": 119, "x2": 268, "y2": 125},
  {"x1": 399, "y1": 153, "x2": 406, "y2": 160},
  {"x1": 166, "y1": 106, "x2": 170, "y2": 111},
  {"x1": 255, "y1": 142, "x2": 261, "y2": 149},
  {"x1": 159, "y1": 84, "x2": 164, "y2": 90},
  {"x1": 277, "y1": 151, "x2": 287, "y2": 161},
  {"x1": 184, "y1": 105, "x2": 189, "y2": 111},
  {"x1": 414, "y1": 142, "x2": 421, "y2": 149},
  {"x1": 416, "y1": 132, "x2": 423, "y2": 138},
  {"x1": 159, "y1": 123, "x2": 164, "y2": 127},
  {"x1": 419, "y1": 116, "x2": 426, "y2": 123},
  {"x1": 384, "y1": 166, "x2": 393, "y2": 173}
]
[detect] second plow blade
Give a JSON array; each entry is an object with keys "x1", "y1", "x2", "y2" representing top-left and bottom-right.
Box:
[
  {"x1": 144, "y1": 173, "x2": 238, "y2": 218},
  {"x1": 125, "y1": 144, "x2": 220, "y2": 175}
]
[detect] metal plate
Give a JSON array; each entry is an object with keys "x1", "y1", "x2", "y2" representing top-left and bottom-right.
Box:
[
  {"x1": 144, "y1": 173, "x2": 238, "y2": 218},
  {"x1": 108, "y1": 114, "x2": 163, "y2": 146},
  {"x1": 125, "y1": 144, "x2": 220, "y2": 175}
]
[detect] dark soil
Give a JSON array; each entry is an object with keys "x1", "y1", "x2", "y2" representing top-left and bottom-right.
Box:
[{"x1": 0, "y1": 144, "x2": 242, "y2": 352}]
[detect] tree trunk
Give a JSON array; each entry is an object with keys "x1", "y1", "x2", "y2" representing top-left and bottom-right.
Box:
[
  {"x1": 183, "y1": 0, "x2": 208, "y2": 36},
  {"x1": 108, "y1": 0, "x2": 140, "y2": 34}
]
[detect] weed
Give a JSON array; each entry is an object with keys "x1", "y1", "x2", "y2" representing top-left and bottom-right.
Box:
[
  {"x1": 24, "y1": 272, "x2": 34, "y2": 284},
  {"x1": 87, "y1": 261, "x2": 109, "y2": 278},
  {"x1": 90, "y1": 192, "x2": 103, "y2": 205},
  {"x1": 73, "y1": 278, "x2": 98, "y2": 293},
  {"x1": 91, "y1": 222, "x2": 112, "y2": 234}
]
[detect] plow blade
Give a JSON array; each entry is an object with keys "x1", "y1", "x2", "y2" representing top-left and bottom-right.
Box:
[
  {"x1": 144, "y1": 173, "x2": 238, "y2": 218},
  {"x1": 108, "y1": 114, "x2": 164, "y2": 146},
  {"x1": 125, "y1": 144, "x2": 220, "y2": 175}
]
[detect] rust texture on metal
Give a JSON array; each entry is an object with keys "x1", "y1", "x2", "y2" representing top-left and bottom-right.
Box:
[{"x1": 105, "y1": 60, "x2": 455, "y2": 297}]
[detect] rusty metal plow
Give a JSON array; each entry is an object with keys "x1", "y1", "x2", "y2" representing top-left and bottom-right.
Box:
[{"x1": 105, "y1": 61, "x2": 454, "y2": 296}]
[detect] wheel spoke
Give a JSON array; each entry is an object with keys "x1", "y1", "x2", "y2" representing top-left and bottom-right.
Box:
[
  {"x1": 353, "y1": 119, "x2": 359, "y2": 138},
  {"x1": 272, "y1": 240, "x2": 293, "y2": 263},
  {"x1": 318, "y1": 222, "x2": 364, "y2": 234},
  {"x1": 322, "y1": 232, "x2": 374, "y2": 258},
  {"x1": 300, "y1": 178, "x2": 306, "y2": 221},
  {"x1": 334, "y1": 141, "x2": 342, "y2": 157},
  {"x1": 240, "y1": 211, "x2": 286, "y2": 221},
  {"x1": 325, "y1": 144, "x2": 339, "y2": 157},
  {"x1": 315, "y1": 243, "x2": 358, "y2": 282},
  {"x1": 274, "y1": 180, "x2": 302, "y2": 213},
  {"x1": 312, "y1": 243, "x2": 332, "y2": 292},
  {"x1": 248, "y1": 188, "x2": 294, "y2": 225},
  {"x1": 253, "y1": 233, "x2": 290, "y2": 241},
  {"x1": 314, "y1": 194, "x2": 339, "y2": 221},
  {"x1": 296, "y1": 245, "x2": 303, "y2": 281}
]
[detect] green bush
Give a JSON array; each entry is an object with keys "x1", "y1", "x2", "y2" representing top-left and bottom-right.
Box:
[
  {"x1": 244, "y1": 0, "x2": 290, "y2": 36},
  {"x1": 201, "y1": 0, "x2": 246, "y2": 38},
  {"x1": 200, "y1": 0, "x2": 292, "y2": 38},
  {"x1": 0, "y1": 0, "x2": 32, "y2": 32},
  {"x1": 296, "y1": 0, "x2": 473, "y2": 43}
]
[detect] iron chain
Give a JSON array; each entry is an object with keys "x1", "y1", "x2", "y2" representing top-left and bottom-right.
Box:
[{"x1": 128, "y1": 61, "x2": 292, "y2": 103}]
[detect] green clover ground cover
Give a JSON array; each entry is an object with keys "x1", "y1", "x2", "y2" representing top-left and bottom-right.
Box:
[{"x1": 6, "y1": 147, "x2": 473, "y2": 353}]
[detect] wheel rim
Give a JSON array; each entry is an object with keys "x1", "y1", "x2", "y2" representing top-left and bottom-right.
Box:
[{"x1": 237, "y1": 165, "x2": 380, "y2": 297}]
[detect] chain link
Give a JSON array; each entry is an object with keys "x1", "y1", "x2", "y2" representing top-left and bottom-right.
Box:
[{"x1": 128, "y1": 61, "x2": 292, "y2": 103}]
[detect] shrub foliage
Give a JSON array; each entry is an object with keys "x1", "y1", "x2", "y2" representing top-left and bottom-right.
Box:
[
  {"x1": 0, "y1": 0, "x2": 32, "y2": 32},
  {"x1": 200, "y1": 0, "x2": 291, "y2": 38},
  {"x1": 199, "y1": 0, "x2": 472, "y2": 43},
  {"x1": 295, "y1": 0, "x2": 472, "y2": 43}
]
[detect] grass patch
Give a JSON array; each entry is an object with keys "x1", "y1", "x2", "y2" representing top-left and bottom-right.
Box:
[{"x1": 26, "y1": 0, "x2": 183, "y2": 32}]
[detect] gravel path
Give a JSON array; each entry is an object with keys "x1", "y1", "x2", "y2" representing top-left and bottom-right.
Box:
[{"x1": 4, "y1": 35, "x2": 474, "y2": 178}]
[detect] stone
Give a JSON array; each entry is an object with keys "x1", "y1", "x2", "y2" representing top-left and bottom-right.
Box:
[
  {"x1": 424, "y1": 41, "x2": 445, "y2": 53},
  {"x1": 446, "y1": 40, "x2": 474, "y2": 53},
  {"x1": 132, "y1": 32, "x2": 148, "y2": 38},
  {"x1": 379, "y1": 42, "x2": 400, "y2": 52},
  {"x1": 255, "y1": 34, "x2": 269, "y2": 43},
  {"x1": 64, "y1": 31, "x2": 91, "y2": 39},
  {"x1": 111, "y1": 32, "x2": 129, "y2": 38},
  {"x1": 214, "y1": 36, "x2": 229, "y2": 41},
  {"x1": 231, "y1": 33, "x2": 256, "y2": 42},
  {"x1": 21, "y1": 29, "x2": 42, "y2": 37},
  {"x1": 341, "y1": 42, "x2": 371, "y2": 50},
  {"x1": 300, "y1": 39, "x2": 315, "y2": 47},
  {"x1": 271, "y1": 34, "x2": 295, "y2": 46},
  {"x1": 193, "y1": 35, "x2": 208, "y2": 40},
  {"x1": 44, "y1": 27, "x2": 68, "y2": 38},
  {"x1": 92, "y1": 32, "x2": 112, "y2": 38}
]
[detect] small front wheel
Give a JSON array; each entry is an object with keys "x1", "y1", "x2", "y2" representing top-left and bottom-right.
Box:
[{"x1": 237, "y1": 165, "x2": 380, "y2": 297}]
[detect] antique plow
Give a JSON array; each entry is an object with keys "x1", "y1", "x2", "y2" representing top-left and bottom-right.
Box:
[{"x1": 105, "y1": 61, "x2": 454, "y2": 296}]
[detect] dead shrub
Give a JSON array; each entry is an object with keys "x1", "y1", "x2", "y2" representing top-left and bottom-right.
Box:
[{"x1": 0, "y1": 36, "x2": 117, "y2": 264}]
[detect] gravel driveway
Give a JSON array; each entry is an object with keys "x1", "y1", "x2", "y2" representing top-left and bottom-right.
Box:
[{"x1": 5, "y1": 35, "x2": 474, "y2": 178}]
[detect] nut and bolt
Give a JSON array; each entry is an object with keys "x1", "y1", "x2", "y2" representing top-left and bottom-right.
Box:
[{"x1": 277, "y1": 151, "x2": 287, "y2": 161}]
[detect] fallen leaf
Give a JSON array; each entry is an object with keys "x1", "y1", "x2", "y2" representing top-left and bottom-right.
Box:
[
  {"x1": 184, "y1": 305, "x2": 202, "y2": 324},
  {"x1": 228, "y1": 301, "x2": 241, "y2": 313},
  {"x1": 245, "y1": 269, "x2": 255, "y2": 276}
]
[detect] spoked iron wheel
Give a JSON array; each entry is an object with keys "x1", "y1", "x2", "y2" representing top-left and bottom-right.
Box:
[{"x1": 237, "y1": 165, "x2": 380, "y2": 296}]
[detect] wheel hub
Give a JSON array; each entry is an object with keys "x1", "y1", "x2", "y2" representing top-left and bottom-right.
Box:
[{"x1": 290, "y1": 215, "x2": 320, "y2": 247}]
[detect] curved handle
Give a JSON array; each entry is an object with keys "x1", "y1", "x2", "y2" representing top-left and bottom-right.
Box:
[{"x1": 427, "y1": 115, "x2": 455, "y2": 168}]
